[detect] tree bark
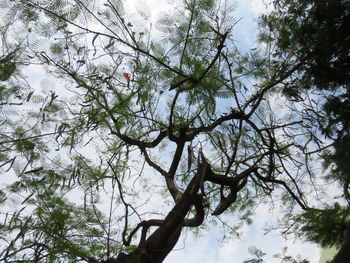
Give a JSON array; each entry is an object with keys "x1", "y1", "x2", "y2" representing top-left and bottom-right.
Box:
[
  {"x1": 330, "y1": 226, "x2": 350, "y2": 263},
  {"x1": 113, "y1": 162, "x2": 209, "y2": 263}
]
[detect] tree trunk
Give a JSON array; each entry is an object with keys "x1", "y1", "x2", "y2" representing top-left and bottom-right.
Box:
[
  {"x1": 111, "y1": 162, "x2": 209, "y2": 263},
  {"x1": 331, "y1": 226, "x2": 350, "y2": 263}
]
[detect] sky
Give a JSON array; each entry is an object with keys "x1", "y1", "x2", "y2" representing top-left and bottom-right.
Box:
[{"x1": 0, "y1": 0, "x2": 323, "y2": 262}]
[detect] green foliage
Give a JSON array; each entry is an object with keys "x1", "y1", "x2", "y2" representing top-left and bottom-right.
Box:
[
  {"x1": 322, "y1": 93, "x2": 350, "y2": 138},
  {"x1": 15, "y1": 140, "x2": 35, "y2": 152},
  {"x1": 0, "y1": 85, "x2": 17, "y2": 102},
  {"x1": 262, "y1": 3, "x2": 350, "y2": 248},
  {"x1": 0, "y1": 52, "x2": 17, "y2": 81},
  {"x1": 0, "y1": 61, "x2": 16, "y2": 81},
  {"x1": 50, "y1": 42, "x2": 64, "y2": 55},
  {"x1": 322, "y1": 136, "x2": 350, "y2": 188},
  {"x1": 0, "y1": 190, "x2": 6, "y2": 203},
  {"x1": 259, "y1": 0, "x2": 350, "y2": 90},
  {"x1": 260, "y1": 1, "x2": 350, "y2": 201},
  {"x1": 296, "y1": 205, "x2": 350, "y2": 248},
  {"x1": 0, "y1": 191, "x2": 111, "y2": 261},
  {"x1": 125, "y1": 245, "x2": 138, "y2": 254},
  {"x1": 0, "y1": 0, "x2": 345, "y2": 262}
]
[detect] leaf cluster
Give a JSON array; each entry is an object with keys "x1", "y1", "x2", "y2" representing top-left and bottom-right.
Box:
[{"x1": 296, "y1": 205, "x2": 350, "y2": 248}]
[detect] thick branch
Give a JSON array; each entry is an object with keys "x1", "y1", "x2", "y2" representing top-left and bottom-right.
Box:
[
  {"x1": 183, "y1": 194, "x2": 205, "y2": 227},
  {"x1": 117, "y1": 161, "x2": 209, "y2": 263},
  {"x1": 138, "y1": 147, "x2": 167, "y2": 176},
  {"x1": 212, "y1": 176, "x2": 248, "y2": 216},
  {"x1": 165, "y1": 142, "x2": 186, "y2": 201},
  {"x1": 186, "y1": 109, "x2": 246, "y2": 140},
  {"x1": 125, "y1": 194, "x2": 204, "y2": 249},
  {"x1": 206, "y1": 166, "x2": 258, "y2": 186},
  {"x1": 115, "y1": 130, "x2": 167, "y2": 148},
  {"x1": 124, "y1": 219, "x2": 163, "y2": 247}
]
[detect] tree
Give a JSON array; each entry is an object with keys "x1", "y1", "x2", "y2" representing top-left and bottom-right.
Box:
[
  {"x1": 0, "y1": 0, "x2": 341, "y2": 262},
  {"x1": 258, "y1": 0, "x2": 350, "y2": 262}
]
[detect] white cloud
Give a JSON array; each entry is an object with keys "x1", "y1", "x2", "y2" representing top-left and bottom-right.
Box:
[{"x1": 250, "y1": 0, "x2": 274, "y2": 15}]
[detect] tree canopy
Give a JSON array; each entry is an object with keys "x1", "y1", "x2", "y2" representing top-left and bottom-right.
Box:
[
  {"x1": 259, "y1": 0, "x2": 350, "y2": 262},
  {"x1": 0, "y1": 0, "x2": 348, "y2": 263}
]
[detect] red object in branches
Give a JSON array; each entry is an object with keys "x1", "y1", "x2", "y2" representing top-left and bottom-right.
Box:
[{"x1": 123, "y1": 72, "x2": 132, "y2": 80}]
